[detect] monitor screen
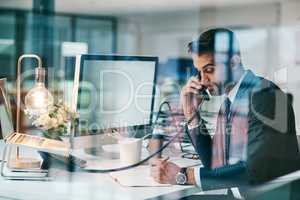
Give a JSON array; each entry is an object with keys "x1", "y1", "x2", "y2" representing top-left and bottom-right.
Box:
[{"x1": 73, "y1": 55, "x2": 157, "y2": 134}]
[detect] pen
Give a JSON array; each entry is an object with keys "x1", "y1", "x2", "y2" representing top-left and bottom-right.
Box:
[
  {"x1": 150, "y1": 157, "x2": 170, "y2": 167},
  {"x1": 161, "y1": 157, "x2": 170, "y2": 163}
]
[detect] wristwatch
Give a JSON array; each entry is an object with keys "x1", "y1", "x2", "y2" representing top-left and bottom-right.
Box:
[{"x1": 176, "y1": 168, "x2": 187, "y2": 185}]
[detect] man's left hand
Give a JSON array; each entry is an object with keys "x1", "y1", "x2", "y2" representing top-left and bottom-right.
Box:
[{"x1": 150, "y1": 159, "x2": 181, "y2": 184}]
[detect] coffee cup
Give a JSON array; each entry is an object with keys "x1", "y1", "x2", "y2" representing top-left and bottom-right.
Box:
[{"x1": 119, "y1": 138, "x2": 142, "y2": 166}]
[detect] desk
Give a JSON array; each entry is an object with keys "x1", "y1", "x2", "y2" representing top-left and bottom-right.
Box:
[
  {"x1": 2, "y1": 140, "x2": 300, "y2": 200},
  {"x1": 0, "y1": 140, "x2": 202, "y2": 200}
]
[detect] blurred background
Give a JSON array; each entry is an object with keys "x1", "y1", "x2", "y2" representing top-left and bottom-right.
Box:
[{"x1": 0, "y1": 0, "x2": 299, "y2": 135}]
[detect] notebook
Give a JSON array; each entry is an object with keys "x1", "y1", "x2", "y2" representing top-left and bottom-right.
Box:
[
  {"x1": 110, "y1": 165, "x2": 171, "y2": 187},
  {"x1": 109, "y1": 157, "x2": 202, "y2": 187}
]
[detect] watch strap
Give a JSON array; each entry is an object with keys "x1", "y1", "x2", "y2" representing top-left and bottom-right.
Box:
[{"x1": 180, "y1": 167, "x2": 187, "y2": 175}]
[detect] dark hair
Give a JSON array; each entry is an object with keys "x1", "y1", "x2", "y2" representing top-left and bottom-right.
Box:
[{"x1": 188, "y1": 28, "x2": 241, "y2": 57}]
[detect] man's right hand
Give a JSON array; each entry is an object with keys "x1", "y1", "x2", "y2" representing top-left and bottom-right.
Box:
[{"x1": 180, "y1": 76, "x2": 204, "y2": 124}]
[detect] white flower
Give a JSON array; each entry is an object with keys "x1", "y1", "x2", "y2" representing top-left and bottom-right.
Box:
[
  {"x1": 25, "y1": 98, "x2": 79, "y2": 133},
  {"x1": 51, "y1": 118, "x2": 58, "y2": 128},
  {"x1": 32, "y1": 113, "x2": 51, "y2": 130},
  {"x1": 56, "y1": 113, "x2": 64, "y2": 125}
]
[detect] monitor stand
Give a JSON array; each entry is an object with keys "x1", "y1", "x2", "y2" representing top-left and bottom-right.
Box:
[
  {"x1": 69, "y1": 134, "x2": 120, "y2": 159},
  {"x1": 84, "y1": 146, "x2": 119, "y2": 159}
]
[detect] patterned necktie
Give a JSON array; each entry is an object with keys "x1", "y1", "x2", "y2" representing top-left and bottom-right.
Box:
[{"x1": 212, "y1": 97, "x2": 232, "y2": 168}]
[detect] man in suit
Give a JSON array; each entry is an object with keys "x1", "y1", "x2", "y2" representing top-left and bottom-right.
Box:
[{"x1": 150, "y1": 28, "x2": 300, "y2": 197}]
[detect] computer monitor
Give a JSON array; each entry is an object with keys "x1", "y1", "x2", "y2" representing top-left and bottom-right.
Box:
[{"x1": 72, "y1": 54, "x2": 158, "y2": 141}]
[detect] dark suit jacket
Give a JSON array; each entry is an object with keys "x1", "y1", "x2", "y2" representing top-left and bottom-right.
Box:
[{"x1": 189, "y1": 70, "x2": 300, "y2": 192}]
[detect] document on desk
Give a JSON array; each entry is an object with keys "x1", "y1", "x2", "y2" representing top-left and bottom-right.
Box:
[
  {"x1": 85, "y1": 154, "x2": 202, "y2": 187},
  {"x1": 110, "y1": 165, "x2": 171, "y2": 187}
]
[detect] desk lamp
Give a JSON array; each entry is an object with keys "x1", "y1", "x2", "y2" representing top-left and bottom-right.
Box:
[{"x1": 9, "y1": 54, "x2": 54, "y2": 169}]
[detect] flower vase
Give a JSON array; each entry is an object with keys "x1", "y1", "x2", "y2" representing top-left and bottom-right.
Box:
[{"x1": 42, "y1": 130, "x2": 63, "y2": 141}]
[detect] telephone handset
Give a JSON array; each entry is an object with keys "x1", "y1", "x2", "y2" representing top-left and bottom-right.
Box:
[{"x1": 197, "y1": 72, "x2": 210, "y2": 101}]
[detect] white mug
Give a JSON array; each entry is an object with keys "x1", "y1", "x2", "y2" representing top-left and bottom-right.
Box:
[{"x1": 119, "y1": 138, "x2": 142, "y2": 166}]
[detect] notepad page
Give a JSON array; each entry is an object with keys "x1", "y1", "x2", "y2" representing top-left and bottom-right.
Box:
[{"x1": 110, "y1": 165, "x2": 171, "y2": 187}]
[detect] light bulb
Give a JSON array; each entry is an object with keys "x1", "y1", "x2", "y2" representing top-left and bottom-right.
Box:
[{"x1": 24, "y1": 68, "x2": 53, "y2": 116}]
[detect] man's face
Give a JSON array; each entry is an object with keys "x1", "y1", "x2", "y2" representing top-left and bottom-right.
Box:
[{"x1": 192, "y1": 53, "x2": 228, "y2": 96}]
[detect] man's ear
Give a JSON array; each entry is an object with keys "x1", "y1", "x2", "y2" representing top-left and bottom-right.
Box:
[{"x1": 230, "y1": 54, "x2": 241, "y2": 68}]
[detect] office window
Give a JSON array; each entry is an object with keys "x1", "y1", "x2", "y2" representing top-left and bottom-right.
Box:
[
  {"x1": 0, "y1": 9, "x2": 116, "y2": 81},
  {"x1": 75, "y1": 18, "x2": 115, "y2": 54},
  {"x1": 0, "y1": 9, "x2": 116, "y2": 130},
  {"x1": 0, "y1": 12, "x2": 16, "y2": 80}
]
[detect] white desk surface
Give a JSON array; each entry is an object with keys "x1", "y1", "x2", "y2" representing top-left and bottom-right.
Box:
[
  {"x1": 0, "y1": 140, "x2": 203, "y2": 200},
  {"x1": 2, "y1": 140, "x2": 300, "y2": 200}
]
